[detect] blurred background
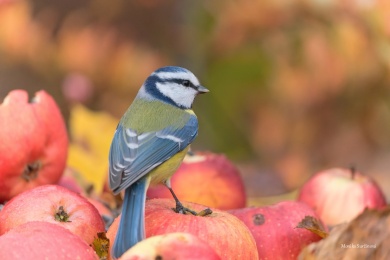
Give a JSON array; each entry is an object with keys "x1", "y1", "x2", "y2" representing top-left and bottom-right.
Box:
[{"x1": 1, "y1": 0, "x2": 390, "y2": 200}]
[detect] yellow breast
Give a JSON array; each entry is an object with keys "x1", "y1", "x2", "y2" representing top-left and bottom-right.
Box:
[{"x1": 148, "y1": 147, "x2": 189, "y2": 185}]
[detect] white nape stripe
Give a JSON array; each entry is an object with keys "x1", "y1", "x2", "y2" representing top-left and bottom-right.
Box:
[
  {"x1": 152, "y1": 71, "x2": 200, "y2": 86},
  {"x1": 155, "y1": 82, "x2": 197, "y2": 108},
  {"x1": 136, "y1": 85, "x2": 156, "y2": 100}
]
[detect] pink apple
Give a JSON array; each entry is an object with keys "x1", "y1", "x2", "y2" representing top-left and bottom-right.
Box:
[
  {"x1": 0, "y1": 90, "x2": 68, "y2": 202},
  {"x1": 298, "y1": 167, "x2": 387, "y2": 226},
  {"x1": 229, "y1": 201, "x2": 326, "y2": 260},
  {"x1": 0, "y1": 184, "x2": 105, "y2": 244},
  {"x1": 0, "y1": 221, "x2": 98, "y2": 259},
  {"x1": 147, "y1": 152, "x2": 246, "y2": 210},
  {"x1": 119, "y1": 232, "x2": 221, "y2": 260}
]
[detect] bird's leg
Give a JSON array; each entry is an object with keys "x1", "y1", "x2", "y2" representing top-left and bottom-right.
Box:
[
  {"x1": 167, "y1": 186, "x2": 198, "y2": 215},
  {"x1": 164, "y1": 179, "x2": 212, "y2": 216}
]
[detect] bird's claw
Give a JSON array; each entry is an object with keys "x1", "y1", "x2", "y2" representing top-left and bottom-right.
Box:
[{"x1": 173, "y1": 202, "x2": 212, "y2": 216}]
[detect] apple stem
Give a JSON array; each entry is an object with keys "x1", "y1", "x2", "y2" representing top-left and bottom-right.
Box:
[
  {"x1": 22, "y1": 161, "x2": 41, "y2": 182},
  {"x1": 349, "y1": 166, "x2": 356, "y2": 180}
]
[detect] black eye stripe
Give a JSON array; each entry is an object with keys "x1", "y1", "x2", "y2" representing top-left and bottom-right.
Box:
[
  {"x1": 159, "y1": 78, "x2": 196, "y2": 89},
  {"x1": 182, "y1": 80, "x2": 190, "y2": 87}
]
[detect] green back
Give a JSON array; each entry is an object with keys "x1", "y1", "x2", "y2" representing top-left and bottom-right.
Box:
[{"x1": 119, "y1": 99, "x2": 194, "y2": 132}]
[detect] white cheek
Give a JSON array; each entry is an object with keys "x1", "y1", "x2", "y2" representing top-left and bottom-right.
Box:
[{"x1": 156, "y1": 82, "x2": 197, "y2": 108}]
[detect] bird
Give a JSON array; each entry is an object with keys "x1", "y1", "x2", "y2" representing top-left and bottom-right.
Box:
[{"x1": 108, "y1": 66, "x2": 209, "y2": 258}]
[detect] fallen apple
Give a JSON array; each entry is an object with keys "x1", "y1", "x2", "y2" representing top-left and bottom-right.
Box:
[
  {"x1": 0, "y1": 221, "x2": 98, "y2": 259},
  {"x1": 107, "y1": 199, "x2": 258, "y2": 260},
  {"x1": 0, "y1": 184, "x2": 105, "y2": 245},
  {"x1": 229, "y1": 201, "x2": 326, "y2": 260},
  {"x1": 0, "y1": 90, "x2": 68, "y2": 202},
  {"x1": 119, "y1": 232, "x2": 221, "y2": 260},
  {"x1": 147, "y1": 152, "x2": 246, "y2": 210},
  {"x1": 297, "y1": 167, "x2": 387, "y2": 226}
]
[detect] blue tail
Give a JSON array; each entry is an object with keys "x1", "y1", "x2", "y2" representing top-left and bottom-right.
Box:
[{"x1": 112, "y1": 177, "x2": 149, "y2": 259}]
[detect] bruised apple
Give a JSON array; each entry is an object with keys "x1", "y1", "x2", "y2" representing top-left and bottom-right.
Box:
[
  {"x1": 119, "y1": 232, "x2": 221, "y2": 260},
  {"x1": 0, "y1": 221, "x2": 98, "y2": 259},
  {"x1": 0, "y1": 90, "x2": 68, "y2": 202},
  {"x1": 107, "y1": 199, "x2": 258, "y2": 260},
  {"x1": 147, "y1": 152, "x2": 246, "y2": 210},
  {"x1": 298, "y1": 168, "x2": 387, "y2": 226},
  {"x1": 229, "y1": 201, "x2": 326, "y2": 260},
  {"x1": 0, "y1": 184, "x2": 105, "y2": 244}
]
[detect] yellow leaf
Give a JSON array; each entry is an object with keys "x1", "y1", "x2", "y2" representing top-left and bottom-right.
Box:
[
  {"x1": 92, "y1": 232, "x2": 110, "y2": 259},
  {"x1": 67, "y1": 104, "x2": 118, "y2": 193}
]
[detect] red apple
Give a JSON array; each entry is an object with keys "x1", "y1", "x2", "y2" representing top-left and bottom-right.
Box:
[
  {"x1": 0, "y1": 221, "x2": 99, "y2": 259},
  {"x1": 0, "y1": 184, "x2": 105, "y2": 244},
  {"x1": 119, "y1": 232, "x2": 221, "y2": 260},
  {"x1": 298, "y1": 167, "x2": 387, "y2": 226},
  {"x1": 107, "y1": 199, "x2": 258, "y2": 260},
  {"x1": 0, "y1": 90, "x2": 68, "y2": 202},
  {"x1": 147, "y1": 152, "x2": 246, "y2": 210},
  {"x1": 229, "y1": 201, "x2": 325, "y2": 260}
]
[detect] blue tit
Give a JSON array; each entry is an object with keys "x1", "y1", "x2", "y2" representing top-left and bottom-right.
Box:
[{"x1": 108, "y1": 66, "x2": 209, "y2": 258}]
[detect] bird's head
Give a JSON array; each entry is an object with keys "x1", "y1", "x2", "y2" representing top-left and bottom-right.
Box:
[{"x1": 138, "y1": 66, "x2": 209, "y2": 109}]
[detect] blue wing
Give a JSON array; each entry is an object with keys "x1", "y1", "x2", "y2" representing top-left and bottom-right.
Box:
[{"x1": 109, "y1": 115, "x2": 198, "y2": 194}]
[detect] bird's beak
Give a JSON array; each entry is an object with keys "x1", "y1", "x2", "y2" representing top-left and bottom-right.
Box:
[{"x1": 197, "y1": 85, "x2": 209, "y2": 94}]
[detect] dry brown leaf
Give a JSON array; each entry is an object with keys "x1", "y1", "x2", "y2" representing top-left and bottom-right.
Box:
[
  {"x1": 299, "y1": 207, "x2": 390, "y2": 260},
  {"x1": 296, "y1": 215, "x2": 329, "y2": 239}
]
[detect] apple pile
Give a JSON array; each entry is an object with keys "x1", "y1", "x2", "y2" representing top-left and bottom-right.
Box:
[{"x1": 1, "y1": 89, "x2": 388, "y2": 259}]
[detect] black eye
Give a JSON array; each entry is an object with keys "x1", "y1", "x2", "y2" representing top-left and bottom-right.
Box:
[{"x1": 182, "y1": 80, "x2": 190, "y2": 87}]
